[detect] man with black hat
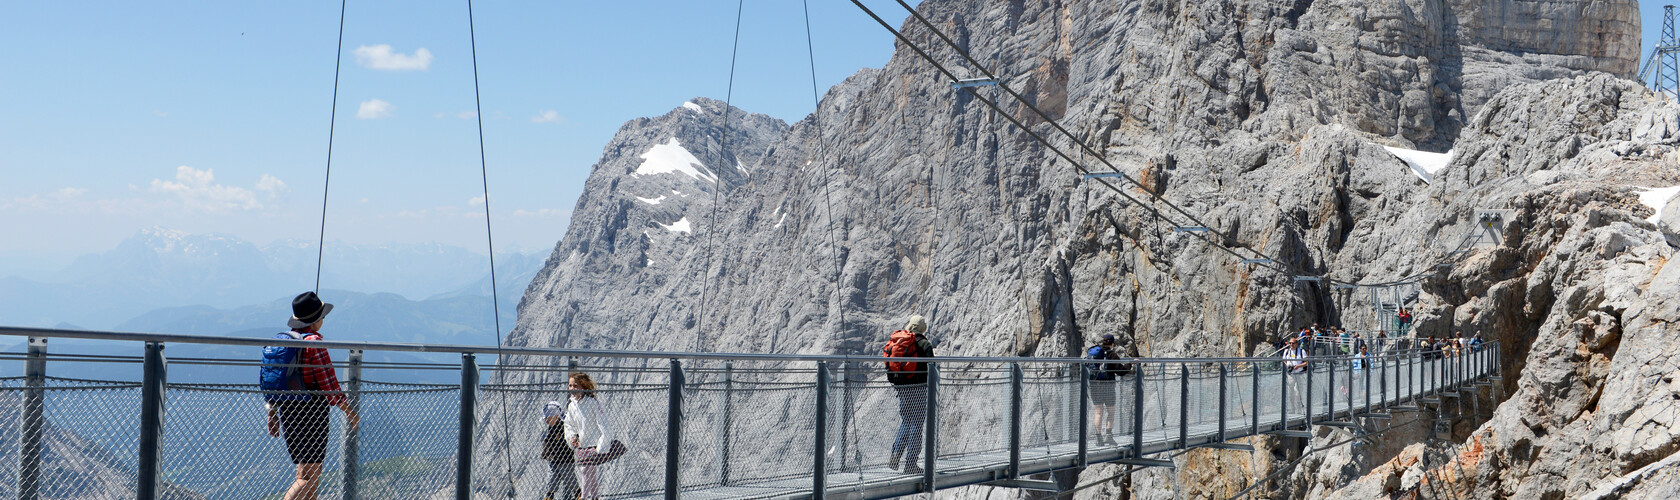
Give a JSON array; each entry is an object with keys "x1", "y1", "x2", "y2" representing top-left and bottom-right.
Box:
[
  {"x1": 1086, "y1": 334, "x2": 1124, "y2": 446},
  {"x1": 266, "y1": 291, "x2": 358, "y2": 500}
]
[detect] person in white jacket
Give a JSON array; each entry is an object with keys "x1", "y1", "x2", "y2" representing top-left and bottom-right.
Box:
[{"x1": 565, "y1": 372, "x2": 615, "y2": 500}]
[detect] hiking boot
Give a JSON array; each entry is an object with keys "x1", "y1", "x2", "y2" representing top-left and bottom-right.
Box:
[
  {"x1": 888, "y1": 452, "x2": 901, "y2": 471},
  {"x1": 902, "y1": 463, "x2": 923, "y2": 475}
]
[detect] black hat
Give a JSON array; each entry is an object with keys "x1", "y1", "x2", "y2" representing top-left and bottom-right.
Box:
[
  {"x1": 1101, "y1": 334, "x2": 1115, "y2": 344},
  {"x1": 288, "y1": 291, "x2": 334, "y2": 329}
]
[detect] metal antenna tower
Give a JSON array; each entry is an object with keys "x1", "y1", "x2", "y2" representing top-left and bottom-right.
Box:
[{"x1": 1639, "y1": 5, "x2": 1680, "y2": 100}]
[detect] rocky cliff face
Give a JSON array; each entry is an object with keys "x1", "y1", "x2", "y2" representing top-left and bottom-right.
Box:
[{"x1": 503, "y1": 0, "x2": 1671, "y2": 498}]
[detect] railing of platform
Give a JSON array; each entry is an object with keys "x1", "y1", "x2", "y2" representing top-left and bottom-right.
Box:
[{"x1": 0, "y1": 326, "x2": 1499, "y2": 500}]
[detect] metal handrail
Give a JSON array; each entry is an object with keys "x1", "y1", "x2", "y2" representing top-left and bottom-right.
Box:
[{"x1": 0, "y1": 325, "x2": 1414, "y2": 365}]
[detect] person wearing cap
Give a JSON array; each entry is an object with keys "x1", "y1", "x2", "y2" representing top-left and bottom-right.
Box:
[
  {"x1": 541, "y1": 400, "x2": 578, "y2": 500},
  {"x1": 885, "y1": 315, "x2": 934, "y2": 475},
  {"x1": 1086, "y1": 334, "x2": 1124, "y2": 446},
  {"x1": 267, "y1": 291, "x2": 358, "y2": 500}
]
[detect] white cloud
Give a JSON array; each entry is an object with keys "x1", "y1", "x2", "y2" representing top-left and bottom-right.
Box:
[
  {"x1": 457, "y1": 111, "x2": 478, "y2": 119},
  {"x1": 149, "y1": 166, "x2": 262, "y2": 213},
  {"x1": 57, "y1": 187, "x2": 87, "y2": 198},
  {"x1": 153, "y1": 110, "x2": 168, "y2": 117},
  {"x1": 361, "y1": 197, "x2": 369, "y2": 203},
  {"x1": 255, "y1": 174, "x2": 287, "y2": 199},
  {"x1": 531, "y1": 110, "x2": 563, "y2": 124},
  {"x1": 353, "y1": 44, "x2": 433, "y2": 71},
  {"x1": 469, "y1": 196, "x2": 485, "y2": 206},
  {"x1": 357, "y1": 99, "x2": 393, "y2": 119}
]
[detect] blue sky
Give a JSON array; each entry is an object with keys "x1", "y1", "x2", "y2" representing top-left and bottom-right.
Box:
[
  {"x1": 0, "y1": 0, "x2": 1671, "y2": 272},
  {"x1": 0, "y1": 0, "x2": 918, "y2": 269}
]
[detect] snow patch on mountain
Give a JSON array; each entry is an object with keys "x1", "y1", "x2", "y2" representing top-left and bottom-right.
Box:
[{"x1": 633, "y1": 138, "x2": 716, "y2": 183}]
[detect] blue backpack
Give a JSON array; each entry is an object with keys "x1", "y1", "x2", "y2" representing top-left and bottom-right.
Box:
[
  {"x1": 1086, "y1": 346, "x2": 1115, "y2": 380},
  {"x1": 260, "y1": 331, "x2": 308, "y2": 402}
]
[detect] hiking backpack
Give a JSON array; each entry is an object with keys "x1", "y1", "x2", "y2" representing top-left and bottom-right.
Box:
[
  {"x1": 260, "y1": 331, "x2": 309, "y2": 402},
  {"x1": 882, "y1": 330, "x2": 921, "y2": 383},
  {"x1": 1086, "y1": 345, "x2": 1115, "y2": 380}
]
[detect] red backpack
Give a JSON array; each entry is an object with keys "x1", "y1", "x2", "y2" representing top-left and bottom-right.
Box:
[{"x1": 883, "y1": 330, "x2": 921, "y2": 376}]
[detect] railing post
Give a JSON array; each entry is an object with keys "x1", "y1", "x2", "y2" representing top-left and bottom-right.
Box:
[
  {"x1": 665, "y1": 359, "x2": 684, "y2": 499},
  {"x1": 814, "y1": 361, "x2": 829, "y2": 498},
  {"x1": 1278, "y1": 361, "x2": 1288, "y2": 430},
  {"x1": 343, "y1": 349, "x2": 362, "y2": 500},
  {"x1": 20, "y1": 337, "x2": 47, "y2": 500},
  {"x1": 1327, "y1": 356, "x2": 1336, "y2": 420},
  {"x1": 1364, "y1": 353, "x2": 1372, "y2": 415},
  {"x1": 1379, "y1": 352, "x2": 1387, "y2": 408},
  {"x1": 1077, "y1": 363, "x2": 1088, "y2": 467},
  {"x1": 717, "y1": 362, "x2": 733, "y2": 485},
  {"x1": 1305, "y1": 356, "x2": 1314, "y2": 427},
  {"x1": 456, "y1": 353, "x2": 477, "y2": 500},
  {"x1": 1217, "y1": 363, "x2": 1227, "y2": 443},
  {"x1": 1133, "y1": 363, "x2": 1145, "y2": 456},
  {"x1": 1178, "y1": 364, "x2": 1189, "y2": 448},
  {"x1": 842, "y1": 362, "x2": 856, "y2": 471},
  {"x1": 137, "y1": 342, "x2": 166, "y2": 500},
  {"x1": 1251, "y1": 363, "x2": 1260, "y2": 436},
  {"x1": 1008, "y1": 362, "x2": 1023, "y2": 478},
  {"x1": 923, "y1": 363, "x2": 938, "y2": 493}
]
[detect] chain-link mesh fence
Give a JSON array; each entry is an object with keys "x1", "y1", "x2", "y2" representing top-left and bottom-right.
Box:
[
  {"x1": 10, "y1": 358, "x2": 146, "y2": 500},
  {"x1": 0, "y1": 333, "x2": 1495, "y2": 500}
]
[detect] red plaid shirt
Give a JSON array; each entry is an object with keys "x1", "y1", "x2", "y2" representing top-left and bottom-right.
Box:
[{"x1": 295, "y1": 332, "x2": 344, "y2": 405}]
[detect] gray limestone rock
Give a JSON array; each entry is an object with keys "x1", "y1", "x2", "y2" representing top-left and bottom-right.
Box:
[{"x1": 478, "y1": 0, "x2": 1675, "y2": 498}]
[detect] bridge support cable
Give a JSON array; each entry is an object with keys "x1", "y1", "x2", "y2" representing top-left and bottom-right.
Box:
[
  {"x1": 313, "y1": 0, "x2": 347, "y2": 293},
  {"x1": 462, "y1": 1, "x2": 516, "y2": 494},
  {"x1": 852, "y1": 0, "x2": 1462, "y2": 289},
  {"x1": 698, "y1": 0, "x2": 746, "y2": 353},
  {"x1": 801, "y1": 0, "x2": 850, "y2": 354},
  {"x1": 137, "y1": 342, "x2": 167, "y2": 500},
  {"x1": 20, "y1": 338, "x2": 47, "y2": 500}
]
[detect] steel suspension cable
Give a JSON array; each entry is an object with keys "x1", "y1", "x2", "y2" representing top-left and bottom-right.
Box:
[
  {"x1": 463, "y1": 0, "x2": 515, "y2": 495},
  {"x1": 314, "y1": 0, "x2": 348, "y2": 293},
  {"x1": 858, "y1": 0, "x2": 1464, "y2": 291},
  {"x1": 799, "y1": 0, "x2": 862, "y2": 481},
  {"x1": 698, "y1": 0, "x2": 746, "y2": 353}
]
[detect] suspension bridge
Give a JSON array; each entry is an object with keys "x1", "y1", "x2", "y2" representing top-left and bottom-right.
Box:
[{"x1": 0, "y1": 326, "x2": 1500, "y2": 499}]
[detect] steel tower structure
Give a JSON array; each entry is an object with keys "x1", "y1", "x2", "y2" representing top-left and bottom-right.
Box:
[{"x1": 1640, "y1": 5, "x2": 1680, "y2": 100}]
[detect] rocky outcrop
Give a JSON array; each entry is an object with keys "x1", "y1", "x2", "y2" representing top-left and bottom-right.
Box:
[{"x1": 499, "y1": 0, "x2": 1667, "y2": 498}]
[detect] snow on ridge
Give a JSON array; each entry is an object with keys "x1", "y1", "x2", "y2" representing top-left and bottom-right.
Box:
[
  {"x1": 634, "y1": 194, "x2": 667, "y2": 205},
  {"x1": 634, "y1": 138, "x2": 717, "y2": 183},
  {"x1": 682, "y1": 102, "x2": 704, "y2": 114},
  {"x1": 1637, "y1": 185, "x2": 1680, "y2": 223},
  {"x1": 659, "y1": 217, "x2": 693, "y2": 234},
  {"x1": 1380, "y1": 145, "x2": 1453, "y2": 184}
]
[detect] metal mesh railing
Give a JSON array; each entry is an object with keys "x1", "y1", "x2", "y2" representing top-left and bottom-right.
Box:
[{"x1": 0, "y1": 330, "x2": 1501, "y2": 500}]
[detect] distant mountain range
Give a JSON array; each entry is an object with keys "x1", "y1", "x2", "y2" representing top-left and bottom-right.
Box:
[{"x1": 0, "y1": 227, "x2": 545, "y2": 332}]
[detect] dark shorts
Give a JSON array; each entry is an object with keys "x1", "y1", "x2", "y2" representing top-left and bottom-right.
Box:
[
  {"x1": 277, "y1": 400, "x2": 330, "y2": 464},
  {"x1": 1090, "y1": 379, "x2": 1117, "y2": 406}
]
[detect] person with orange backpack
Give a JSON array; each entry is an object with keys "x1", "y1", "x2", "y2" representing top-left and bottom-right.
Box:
[{"x1": 883, "y1": 315, "x2": 934, "y2": 475}]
